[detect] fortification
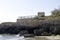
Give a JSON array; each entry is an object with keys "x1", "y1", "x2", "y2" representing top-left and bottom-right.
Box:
[
  {"x1": 16, "y1": 12, "x2": 45, "y2": 26},
  {"x1": 38, "y1": 12, "x2": 45, "y2": 17}
]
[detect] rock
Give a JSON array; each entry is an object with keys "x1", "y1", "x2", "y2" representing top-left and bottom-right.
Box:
[{"x1": 24, "y1": 34, "x2": 35, "y2": 37}]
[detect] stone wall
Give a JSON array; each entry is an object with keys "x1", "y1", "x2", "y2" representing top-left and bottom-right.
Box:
[
  {"x1": 17, "y1": 18, "x2": 33, "y2": 26},
  {"x1": 16, "y1": 12, "x2": 45, "y2": 26},
  {"x1": 38, "y1": 12, "x2": 45, "y2": 17}
]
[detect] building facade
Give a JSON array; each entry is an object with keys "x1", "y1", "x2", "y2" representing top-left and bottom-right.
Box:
[{"x1": 16, "y1": 12, "x2": 45, "y2": 26}]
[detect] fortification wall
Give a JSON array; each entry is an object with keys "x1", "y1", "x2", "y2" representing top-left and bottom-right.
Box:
[
  {"x1": 16, "y1": 12, "x2": 45, "y2": 26},
  {"x1": 17, "y1": 18, "x2": 33, "y2": 26}
]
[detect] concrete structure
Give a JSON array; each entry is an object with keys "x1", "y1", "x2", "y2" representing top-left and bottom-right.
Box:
[
  {"x1": 17, "y1": 18, "x2": 33, "y2": 26},
  {"x1": 16, "y1": 12, "x2": 45, "y2": 26},
  {"x1": 38, "y1": 12, "x2": 45, "y2": 17}
]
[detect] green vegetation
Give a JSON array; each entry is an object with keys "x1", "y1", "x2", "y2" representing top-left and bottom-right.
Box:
[{"x1": 51, "y1": 8, "x2": 60, "y2": 17}]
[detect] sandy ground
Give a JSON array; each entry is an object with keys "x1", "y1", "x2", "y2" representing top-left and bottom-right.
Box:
[
  {"x1": 35, "y1": 36, "x2": 60, "y2": 40},
  {"x1": 25, "y1": 36, "x2": 60, "y2": 40}
]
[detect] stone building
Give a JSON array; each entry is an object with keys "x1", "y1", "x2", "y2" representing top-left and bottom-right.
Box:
[
  {"x1": 16, "y1": 12, "x2": 45, "y2": 26},
  {"x1": 38, "y1": 12, "x2": 45, "y2": 17}
]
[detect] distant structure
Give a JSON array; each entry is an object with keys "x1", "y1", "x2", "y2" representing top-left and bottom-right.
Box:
[
  {"x1": 18, "y1": 15, "x2": 36, "y2": 19},
  {"x1": 16, "y1": 12, "x2": 45, "y2": 26},
  {"x1": 38, "y1": 12, "x2": 45, "y2": 17}
]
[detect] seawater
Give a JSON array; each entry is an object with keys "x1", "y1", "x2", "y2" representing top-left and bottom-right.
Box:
[{"x1": 0, "y1": 34, "x2": 26, "y2": 40}]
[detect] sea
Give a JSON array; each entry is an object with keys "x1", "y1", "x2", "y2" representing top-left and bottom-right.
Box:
[{"x1": 0, "y1": 34, "x2": 35, "y2": 40}]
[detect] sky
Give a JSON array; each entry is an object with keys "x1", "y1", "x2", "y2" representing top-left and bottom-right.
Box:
[{"x1": 0, "y1": 0, "x2": 60, "y2": 23}]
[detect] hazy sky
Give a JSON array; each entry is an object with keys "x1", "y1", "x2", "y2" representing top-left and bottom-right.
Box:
[{"x1": 0, "y1": 0, "x2": 60, "y2": 23}]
